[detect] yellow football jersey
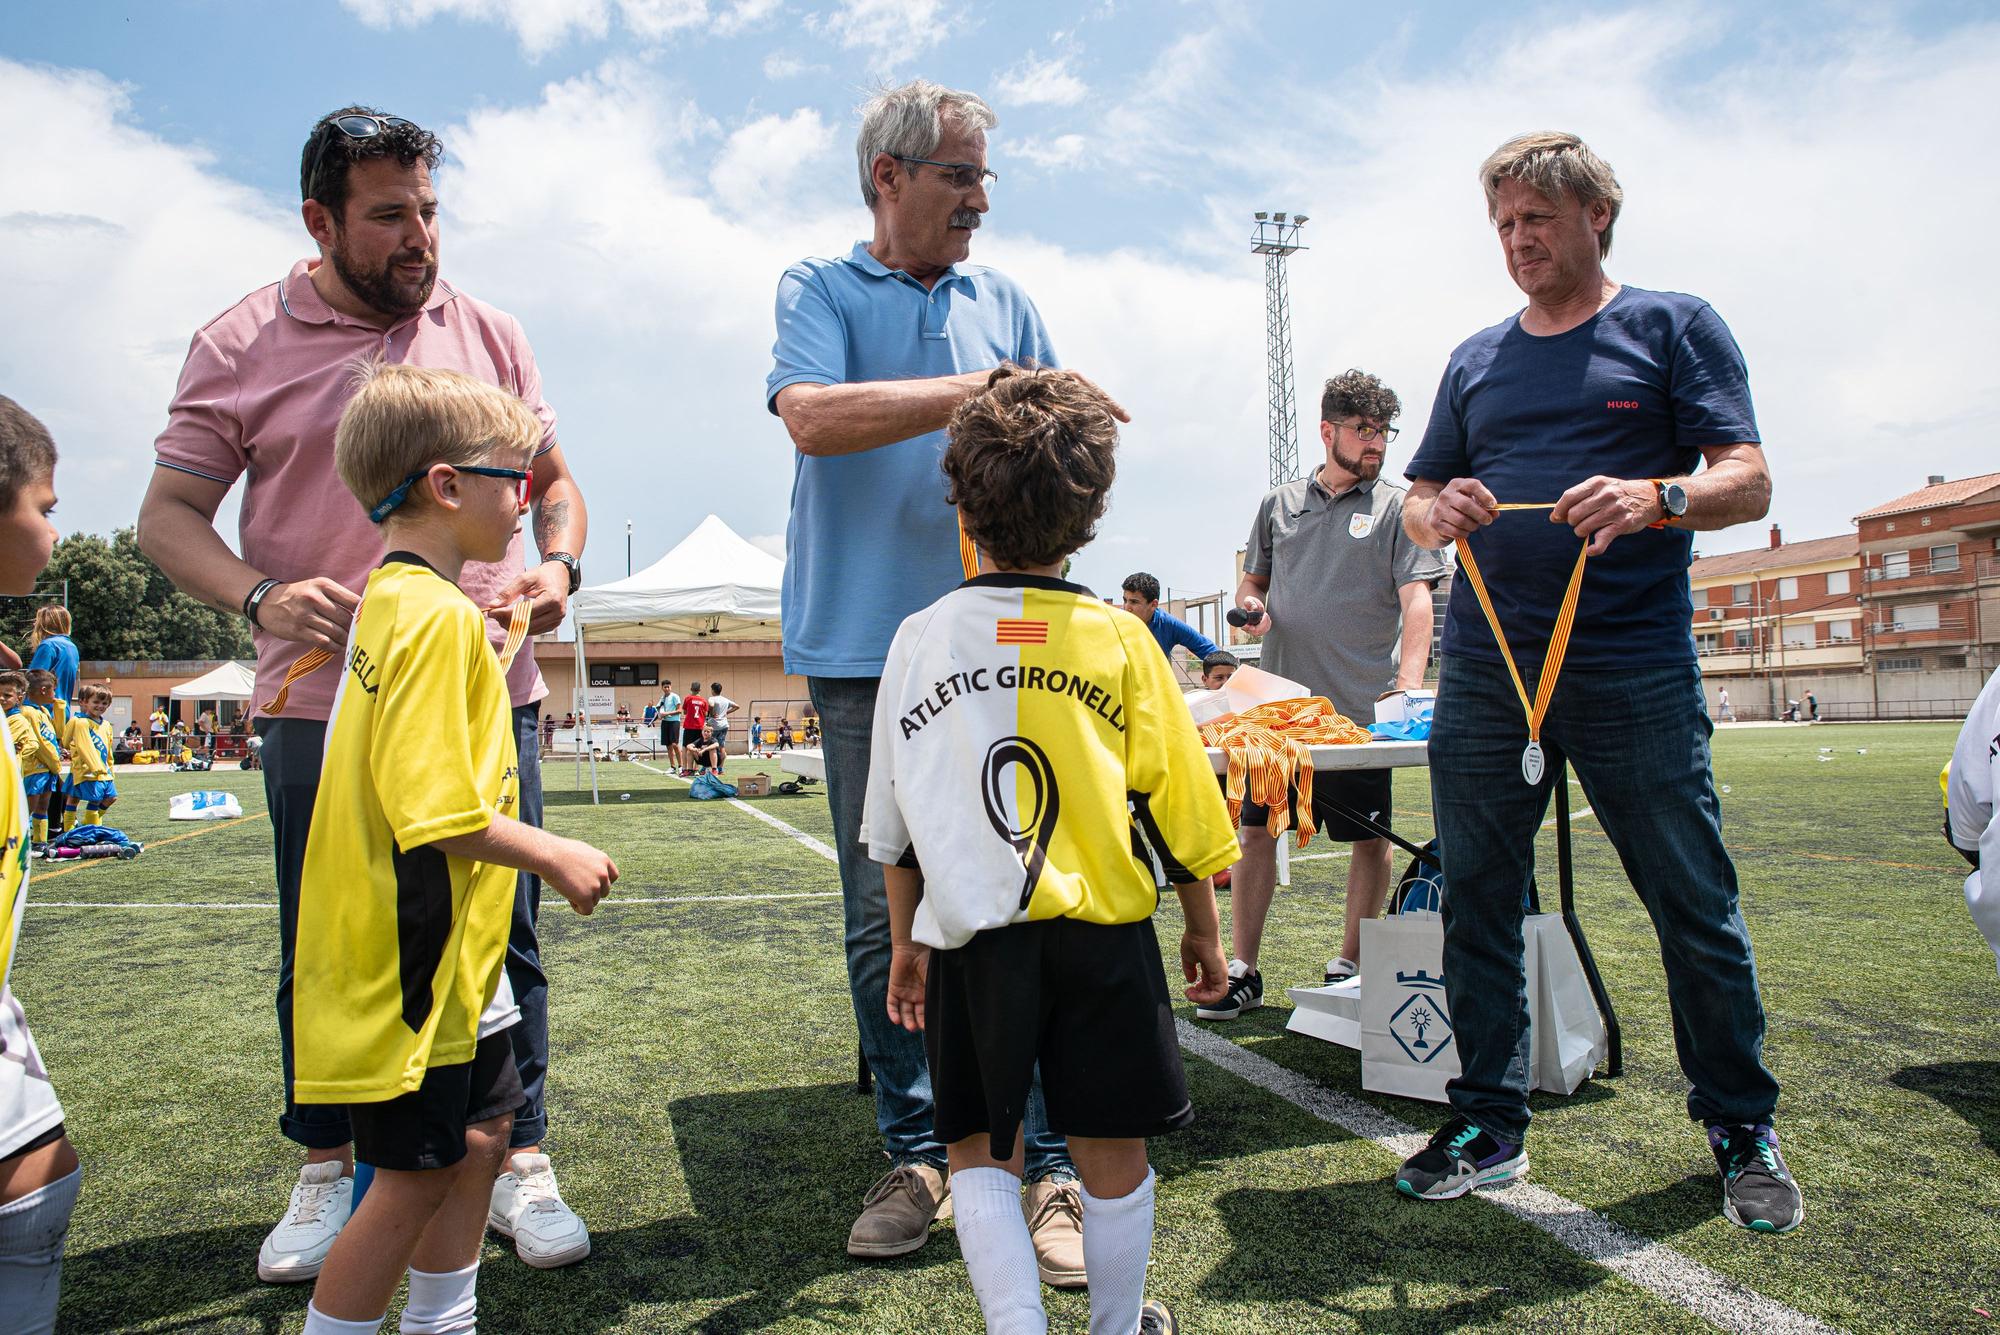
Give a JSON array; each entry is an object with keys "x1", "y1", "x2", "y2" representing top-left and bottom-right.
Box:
[
  {"x1": 7, "y1": 710, "x2": 56, "y2": 778},
  {"x1": 864, "y1": 574, "x2": 1238, "y2": 950},
  {"x1": 66, "y1": 715, "x2": 114, "y2": 784},
  {"x1": 1, "y1": 702, "x2": 63, "y2": 1155},
  {"x1": 14, "y1": 706, "x2": 61, "y2": 778},
  {"x1": 292, "y1": 558, "x2": 520, "y2": 1105}
]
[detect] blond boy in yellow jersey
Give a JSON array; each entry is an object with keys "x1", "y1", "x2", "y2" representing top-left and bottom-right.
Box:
[
  {"x1": 63, "y1": 685, "x2": 117, "y2": 825},
  {"x1": 7, "y1": 673, "x2": 61, "y2": 849},
  {"x1": 0, "y1": 395, "x2": 79, "y2": 1334},
  {"x1": 294, "y1": 364, "x2": 616, "y2": 1335},
  {"x1": 868, "y1": 369, "x2": 1236, "y2": 1335},
  {"x1": 22, "y1": 672, "x2": 68, "y2": 841}
]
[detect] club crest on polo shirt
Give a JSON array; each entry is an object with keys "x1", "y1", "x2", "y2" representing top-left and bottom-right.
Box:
[{"x1": 1349, "y1": 512, "x2": 1375, "y2": 539}]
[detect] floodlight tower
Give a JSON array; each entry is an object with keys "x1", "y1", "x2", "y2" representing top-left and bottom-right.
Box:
[{"x1": 1250, "y1": 210, "x2": 1309, "y2": 488}]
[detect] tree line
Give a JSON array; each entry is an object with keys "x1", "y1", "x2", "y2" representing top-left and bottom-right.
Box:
[{"x1": 0, "y1": 528, "x2": 251, "y2": 662}]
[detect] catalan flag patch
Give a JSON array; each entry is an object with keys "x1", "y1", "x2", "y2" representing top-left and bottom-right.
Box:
[{"x1": 995, "y1": 619, "x2": 1049, "y2": 645}]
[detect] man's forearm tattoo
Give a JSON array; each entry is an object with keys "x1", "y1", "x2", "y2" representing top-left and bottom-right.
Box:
[{"x1": 535, "y1": 498, "x2": 571, "y2": 553}]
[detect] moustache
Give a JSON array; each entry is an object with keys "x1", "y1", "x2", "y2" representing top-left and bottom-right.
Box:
[{"x1": 949, "y1": 211, "x2": 981, "y2": 229}]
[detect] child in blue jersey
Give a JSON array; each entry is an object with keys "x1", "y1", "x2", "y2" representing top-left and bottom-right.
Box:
[
  {"x1": 870, "y1": 368, "x2": 1235, "y2": 1335},
  {"x1": 0, "y1": 396, "x2": 79, "y2": 1334}
]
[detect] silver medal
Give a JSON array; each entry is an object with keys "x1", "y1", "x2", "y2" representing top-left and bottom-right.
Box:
[{"x1": 1521, "y1": 739, "x2": 1545, "y2": 786}]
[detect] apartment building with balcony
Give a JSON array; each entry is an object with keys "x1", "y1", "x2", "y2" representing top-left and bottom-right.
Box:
[
  {"x1": 1688, "y1": 528, "x2": 1862, "y2": 715},
  {"x1": 1854, "y1": 471, "x2": 2000, "y2": 679}
]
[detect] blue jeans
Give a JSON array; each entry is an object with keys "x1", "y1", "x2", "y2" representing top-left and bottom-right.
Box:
[
  {"x1": 808, "y1": 676, "x2": 1070, "y2": 1178},
  {"x1": 1428, "y1": 655, "x2": 1780, "y2": 1145},
  {"x1": 265, "y1": 705, "x2": 550, "y2": 1151}
]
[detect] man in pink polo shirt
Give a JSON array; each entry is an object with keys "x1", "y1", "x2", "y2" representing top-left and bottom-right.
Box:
[{"x1": 137, "y1": 108, "x2": 595, "y2": 1282}]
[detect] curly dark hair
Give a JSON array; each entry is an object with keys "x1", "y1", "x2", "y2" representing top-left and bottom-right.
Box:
[
  {"x1": 1122, "y1": 572, "x2": 1161, "y2": 602},
  {"x1": 0, "y1": 395, "x2": 57, "y2": 505},
  {"x1": 1320, "y1": 369, "x2": 1400, "y2": 426},
  {"x1": 942, "y1": 366, "x2": 1119, "y2": 571},
  {"x1": 301, "y1": 107, "x2": 444, "y2": 221}
]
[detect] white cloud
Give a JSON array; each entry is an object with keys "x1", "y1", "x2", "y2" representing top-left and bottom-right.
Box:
[
  {"x1": 709, "y1": 108, "x2": 835, "y2": 213},
  {"x1": 1008, "y1": 134, "x2": 1088, "y2": 169},
  {"x1": 995, "y1": 53, "x2": 1089, "y2": 107},
  {"x1": 340, "y1": 0, "x2": 709, "y2": 55},
  {"x1": 762, "y1": 52, "x2": 812, "y2": 79},
  {"x1": 813, "y1": 0, "x2": 954, "y2": 63},
  {"x1": 0, "y1": 59, "x2": 300, "y2": 550},
  {"x1": 715, "y1": 0, "x2": 782, "y2": 35}
]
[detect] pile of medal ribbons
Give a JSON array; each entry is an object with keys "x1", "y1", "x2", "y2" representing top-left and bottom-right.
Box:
[{"x1": 1198, "y1": 697, "x2": 1371, "y2": 848}]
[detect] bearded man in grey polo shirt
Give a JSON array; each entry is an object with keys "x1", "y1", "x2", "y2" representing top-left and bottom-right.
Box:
[{"x1": 1196, "y1": 370, "x2": 1449, "y2": 1021}]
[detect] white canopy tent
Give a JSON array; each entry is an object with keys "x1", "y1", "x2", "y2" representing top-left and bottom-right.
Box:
[
  {"x1": 566, "y1": 515, "x2": 784, "y2": 801},
  {"x1": 169, "y1": 660, "x2": 256, "y2": 701}
]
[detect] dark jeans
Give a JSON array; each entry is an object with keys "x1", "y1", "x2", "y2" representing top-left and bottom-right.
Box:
[
  {"x1": 265, "y1": 705, "x2": 550, "y2": 1152},
  {"x1": 808, "y1": 676, "x2": 1070, "y2": 1177},
  {"x1": 1428, "y1": 655, "x2": 1780, "y2": 1145}
]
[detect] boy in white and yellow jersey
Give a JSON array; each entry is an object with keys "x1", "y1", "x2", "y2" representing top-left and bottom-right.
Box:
[
  {"x1": 866, "y1": 368, "x2": 1236, "y2": 1335},
  {"x1": 0, "y1": 396, "x2": 78, "y2": 1335},
  {"x1": 294, "y1": 364, "x2": 617, "y2": 1335}
]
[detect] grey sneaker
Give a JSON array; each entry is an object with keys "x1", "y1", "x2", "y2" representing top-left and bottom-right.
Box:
[
  {"x1": 1324, "y1": 955, "x2": 1359, "y2": 985},
  {"x1": 1395, "y1": 1116, "x2": 1527, "y2": 1200},
  {"x1": 1195, "y1": 960, "x2": 1262, "y2": 1020},
  {"x1": 1709, "y1": 1123, "x2": 1803, "y2": 1234},
  {"x1": 846, "y1": 1161, "x2": 948, "y2": 1258},
  {"x1": 1138, "y1": 1299, "x2": 1178, "y2": 1333}
]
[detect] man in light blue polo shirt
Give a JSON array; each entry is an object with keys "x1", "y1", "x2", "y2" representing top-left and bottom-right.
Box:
[{"x1": 766, "y1": 78, "x2": 1119, "y2": 1279}]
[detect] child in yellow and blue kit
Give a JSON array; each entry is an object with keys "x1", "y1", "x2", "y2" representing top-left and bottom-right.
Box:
[
  {"x1": 7, "y1": 672, "x2": 63, "y2": 850},
  {"x1": 22, "y1": 671, "x2": 68, "y2": 842},
  {"x1": 63, "y1": 685, "x2": 116, "y2": 825}
]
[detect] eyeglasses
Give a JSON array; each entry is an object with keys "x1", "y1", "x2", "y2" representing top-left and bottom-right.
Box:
[
  {"x1": 305, "y1": 113, "x2": 420, "y2": 203},
  {"x1": 895, "y1": 156, "x2": 998, "y2": 192},
  {"x1": 1335, "y1": 421, "x2": 1400, "y2": 444},
  {"x1": 370, "y1": 464, "x2": 531, "y2": 524}
]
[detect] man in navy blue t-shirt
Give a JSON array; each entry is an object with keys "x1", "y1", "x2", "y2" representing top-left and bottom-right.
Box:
[{"x1": 1395, "y1": 132, "x2": 1802, "y2": 1235}]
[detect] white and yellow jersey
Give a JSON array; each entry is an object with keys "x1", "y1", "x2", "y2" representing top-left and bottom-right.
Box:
[
  {"x1": 1, "y1": 704, "x2": 63, "y2": 1157},
  {"x1": 864, "y1": 574, "x2": 1237, "y2": 951},
  {"x1": 16, "y1": 705, "x2": 62, "y2": 778}
]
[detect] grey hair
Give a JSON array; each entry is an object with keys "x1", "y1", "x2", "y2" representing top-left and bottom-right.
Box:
[
  {"x1": 1479, "y1": 131, "x2": 1624, "y2": 259},
  {"x1": 855, "y1": 79, "x2": 997, "y2": 208}
]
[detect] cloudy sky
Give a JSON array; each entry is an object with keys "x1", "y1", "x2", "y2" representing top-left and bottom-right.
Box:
[{"x1": 4, "y1": 0, "x2": 1996, "y2": 603}]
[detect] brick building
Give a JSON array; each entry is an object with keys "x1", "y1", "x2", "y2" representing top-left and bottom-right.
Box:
[{"x1": 1854, "y1": 472, "x2": 2000, "y2": 678}]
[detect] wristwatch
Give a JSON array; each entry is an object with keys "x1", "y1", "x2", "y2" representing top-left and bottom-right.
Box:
[
  {"x1": 544, "y1": 551, "x2": 582, "y2": 594},
  {"x1": 1651, "y1": 479, "x2": 1688, "y2": 526}
]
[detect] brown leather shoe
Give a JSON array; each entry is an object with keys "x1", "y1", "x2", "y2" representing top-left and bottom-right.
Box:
[
  {"x1": 846, "y1": 1162, "x2": 948, "y2": 1258},
  {"x1": 1024, "y1": 1177, "x2": 1086, "y2": 1287}
]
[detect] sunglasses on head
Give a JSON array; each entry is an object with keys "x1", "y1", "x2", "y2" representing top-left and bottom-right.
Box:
[
  {"x1": 305, "y1": 113, "x2": 421, "y2": 203},
  {"x1": 370, "y1": 464, "x2": 531, "y2": 524}
]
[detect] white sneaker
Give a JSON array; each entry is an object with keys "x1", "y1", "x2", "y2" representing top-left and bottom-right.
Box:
[
  {"x1": 257, "y1": 1161, "x2": 353, "y2": 1283},
  {"x1": 490, "y1": 1152, "x2": 591, "y2": 1268},
  {"x1": 1324, "y1": 956, "x2": 1360, "y2": 986}
]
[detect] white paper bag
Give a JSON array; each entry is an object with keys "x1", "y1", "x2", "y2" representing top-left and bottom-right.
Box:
[
  {"x1": 1359, "y1": 913, "x2": 1465, "y2": 1103},
  {"x1": 1361, "y1": 912, "x2": 1583, "y2": 1103},
  {"x1": 170, "y1": 790, "x2": 243, "y2": 821},
  {"x1": 1529, "y1": 915, "x2": 1608, "y2": 1094}
]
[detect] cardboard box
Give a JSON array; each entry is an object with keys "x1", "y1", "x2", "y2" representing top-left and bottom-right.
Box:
[{"x1": 736, "y1": 772, "x2": 772, "y2": 797}]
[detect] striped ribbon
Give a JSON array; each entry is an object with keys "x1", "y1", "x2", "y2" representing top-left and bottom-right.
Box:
[
  {"x1": 1198, "y1": 698, "x2": 1373, "y2": 849},
  {"x1": 261, "y1": 598, "x2": 533, "y2": 716},
  {"x1": 1450, "y1": 503, "x2": 1588, "y2": 781},
  {"x1": 957, "y1": 510, "x2": 979, "y2": 579}
]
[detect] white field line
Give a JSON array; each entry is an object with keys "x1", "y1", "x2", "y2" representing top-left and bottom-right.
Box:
[
  {"x1": 631, "y1": 760, "x2": 840, "y2": 862},
  {"x1": 1291, "y1": 851, "x2": 1350, "y2": 863},
  {"x1": 1544, "y1": 805, "x2": 1595, "y2": 830},
  {"x1": 31, "y1": 891, "x2": 843, "y2": 911},
  {"x1": 1176, "y1": 1022, "x2": 1840, "y2": 1335}
]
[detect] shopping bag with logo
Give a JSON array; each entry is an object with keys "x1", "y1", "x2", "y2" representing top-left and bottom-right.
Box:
[
  {"x1": 169, "y1": 790, "x2": 244, "y2": 821},
  {"x1": 1528, "y1": 915, "x2": 1607, "y2": 1094},
  {"x1": 1358, "y1": 912, "x2": 1461, "y2": 1103}
]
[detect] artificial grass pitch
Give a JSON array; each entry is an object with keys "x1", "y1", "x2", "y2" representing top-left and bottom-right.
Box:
[{"x1": 16, "y1": 725, "x2": 1998, "y2": 1332}]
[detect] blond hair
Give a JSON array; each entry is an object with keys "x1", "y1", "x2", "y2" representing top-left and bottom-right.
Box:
[
  {"x1": 334, "y1": 361, "x2": 541, "y2": 519},
  {"x1": 27, "y1": 604, "x2": 70, "y2": 651},
  {"x1": 1479, "y1": 131, "x2": 1624, "y2": 259}
]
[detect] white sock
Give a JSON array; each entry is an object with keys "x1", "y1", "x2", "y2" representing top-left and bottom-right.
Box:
[
  {"x1": 1080, "y1": 1168, "x2": 1156, "y2": 1335},
  {"x1": 398, "y1": 1262, "x2": 479, "y2": 1334},
  {"x1": 949, "y1": 1166, "x2": 1047, "y2": 1335},
  {"x1": 304, "y1": 1302, "x2": 386, "y2": 1334}
]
